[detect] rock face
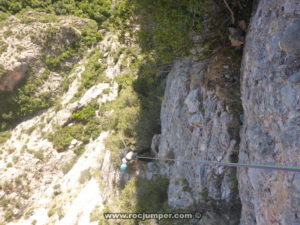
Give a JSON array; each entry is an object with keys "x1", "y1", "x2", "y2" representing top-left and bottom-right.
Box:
[
  {"x1": 0, "y1": 17, "x2": 121, "y2": 223},
  {"x1": 239, "y1": 0, "x2": 300, "y2": 224},
  {"x1": 155, "y1": 52, "x2": 242, "y2": 224},
  {"x1": 0, "y1": 12, "x2": 86, "y2": 92}
]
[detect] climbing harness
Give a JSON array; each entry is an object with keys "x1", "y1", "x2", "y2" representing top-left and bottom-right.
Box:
[{"x1": 135, "y1": 156, "x2": 300, "y2": 173}]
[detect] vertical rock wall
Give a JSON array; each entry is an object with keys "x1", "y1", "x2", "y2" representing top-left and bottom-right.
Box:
[
  {"x1": 155, "y1": 52, "x2": 242, "y2": 224},
  {"x1": 239, "y1": 0, "x2": 300, "y2": 224}
]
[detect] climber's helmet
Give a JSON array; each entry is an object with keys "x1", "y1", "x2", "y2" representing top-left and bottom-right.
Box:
[{"x1": 120, "y1": 163, "x2": 128, "y2": 171}]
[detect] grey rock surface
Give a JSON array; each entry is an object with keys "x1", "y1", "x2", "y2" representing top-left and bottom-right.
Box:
[
  {"x1": 239, "y1": 0, "x2": 300, "y2": 224},
  {"x1": 156, "y1": 53, "x2": 242, "y2": 224},
  {"x1": 280, "y1": 20, "x2": 300, "y2": 55}
]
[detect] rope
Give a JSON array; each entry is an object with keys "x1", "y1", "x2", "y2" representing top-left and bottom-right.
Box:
[{"x1": 137, "y1": 156, "x2": 300, "y2": 173}]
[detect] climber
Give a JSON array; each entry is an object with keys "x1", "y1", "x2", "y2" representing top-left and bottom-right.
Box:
[{"x1": 119, "y1": 147, "x2": 150, "y2": 171}]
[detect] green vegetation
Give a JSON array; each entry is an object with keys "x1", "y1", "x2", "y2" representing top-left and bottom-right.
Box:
[
  {"x1": 0, "y1": 198, "x2": 9, "y2": 207},
  {"x1": 0, "y1": 40, "x2": 8, "y2": 54},
  {"x1": 0, "y1": 12, "x2": 9, "y2": 22},
  {"x1": 112, "y1": 0, "x2": 205, "y2": 63},
  {"x1": 0, "y1": 131, "x2": 11, "y2": 144},
  {"x1": 48, "y1": 101, "x2": 101, "y2": 151},
  {"x1": 74, "y1": 50, "x2": 109, "y2": 99},
  {"x1": 4, "y1": 209, "x2": 14, "y2": 222},
  {"x1": 43, "y1": 22, "x2": 101, "y2": 72},
  {"x1": 0, "y1": 14, "x2": 101, "y2": 131},
  {"x1": 100, "y1": 176, "x2": 169, "y2": 225},
  {"x1": 0, "y1": 1, "x2": 251, "y2": 222},
  {"x1": 47, "y1": 205, "x2": 56, "y2": 217},
  {"x1": 0, "y1": 0, "x2": 208, "y2": 134},
  {"x1": 200, "y1": 187, "x2": 209, "y2": 202},
  {"x1": 0, "y1": 64, "x2": 6, "y2": 79},
  {"x1": 0, "y1": 0, "x2": 112, "y2": 26},
  {"x1": 3, "y1": 29, "x2": 13, "y2": 38},
  {"x1": 0, "y1": 67, "x2": 52, "y2": 131},
  {"x1": 33, "y1": 150, "x2": 44, "y2": 161},
  {"x1": 48, "y1": 124, "x2": 85, "y2": 152},
  {"x1": 78, "y1": 169, "x2": 91, "y2": 184},
  {"x1": 102, "y1": 54, "x2": 165, "y2": 166}
]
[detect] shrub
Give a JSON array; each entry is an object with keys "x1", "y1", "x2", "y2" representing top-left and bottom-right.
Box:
[
  {"x1": 0, "y1": 0, "x2": 112, "y2": 26},
  {"x1": 0, "y1": 198, "x2": 9, "y2": 207},
  {"x1": 75, "y1": 50, "x2": 108, "y2": 98},
  {"x1": 100, "y1": 176, "x2": 169, "y2": 224},
  {"x1": 48, "y1": 124, "x2": 83, "y2": 152},
  {"x1": 33, "y1": 151, "x2": 44, "y2": 161},
  {"x1": 0, "y1": 40, "x2": 8, "y2": 54},
  {"x1": 71, "y1": 102, "x2": 98, "y2": 123},
  {"x1": 4, "y1": 209, "x2": 14, "y2": 222},
  {"x1": 79, "y1": 169, "x2": 91, "y2": 184},
  {"x1": 47, "y1": 206, "x2": 56, "y2": 217},
  {"x1": 0, "y1": 66, "x2": 53, "y2": 131},
  {"x1": 0, "y1": 64, "x2": 6, "y2": 80},
  {"x1": 0, "y1": 12, "x2": 9, "y2": 22},
  {"x1": 62, "y1": 157, "x2": 78, "y2": 174},
  {"x1": 113, "y1": 0, "x2": 205, "y2": 63},
  {"x1": 3, "y1": 30, "x2": 13, "y2": 38},
  {"x1": 49, "y1": 100, "x2": 103, "y2": 152},
  {"x1": 0, "y1": 131, "x2": 11, "y2": 144}
]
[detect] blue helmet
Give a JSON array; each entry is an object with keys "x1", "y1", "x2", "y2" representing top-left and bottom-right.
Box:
[{"x1": 120, "y1": 163, "x2": 128, "y2": 171}]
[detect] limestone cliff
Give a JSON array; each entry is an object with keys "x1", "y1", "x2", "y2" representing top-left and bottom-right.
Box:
[
  {"x1": 238, "y1": 0, "x2": 300, "y2": 224},
  {"x1": 0, "y1": 1, "x2": 299, "y2": 225},
  {"x1": 0, "y1": 12, "x2": 126, "y2": 224},
  {"x1": 152, "y1": 50, "x2": 242, "y2": 224}
]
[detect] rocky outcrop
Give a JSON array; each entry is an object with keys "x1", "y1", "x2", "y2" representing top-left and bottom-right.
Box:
[
  {"x1": 153, "y1": 49, "x2": 242, "y2": 224},
  {"x1": 0, "y1": 11, "x2": 88, "y2": 92},
  {"x1": 239, "y1": 0, "x2": 300, "y2": 224},
  {"x1": 0, "y1": 26, "x2": 121, "y2": 224}
]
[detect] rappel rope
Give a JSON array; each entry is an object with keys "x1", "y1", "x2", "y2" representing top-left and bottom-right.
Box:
[{"x1": 136, "y1": 156, "x2": 300, "y2": 173}]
